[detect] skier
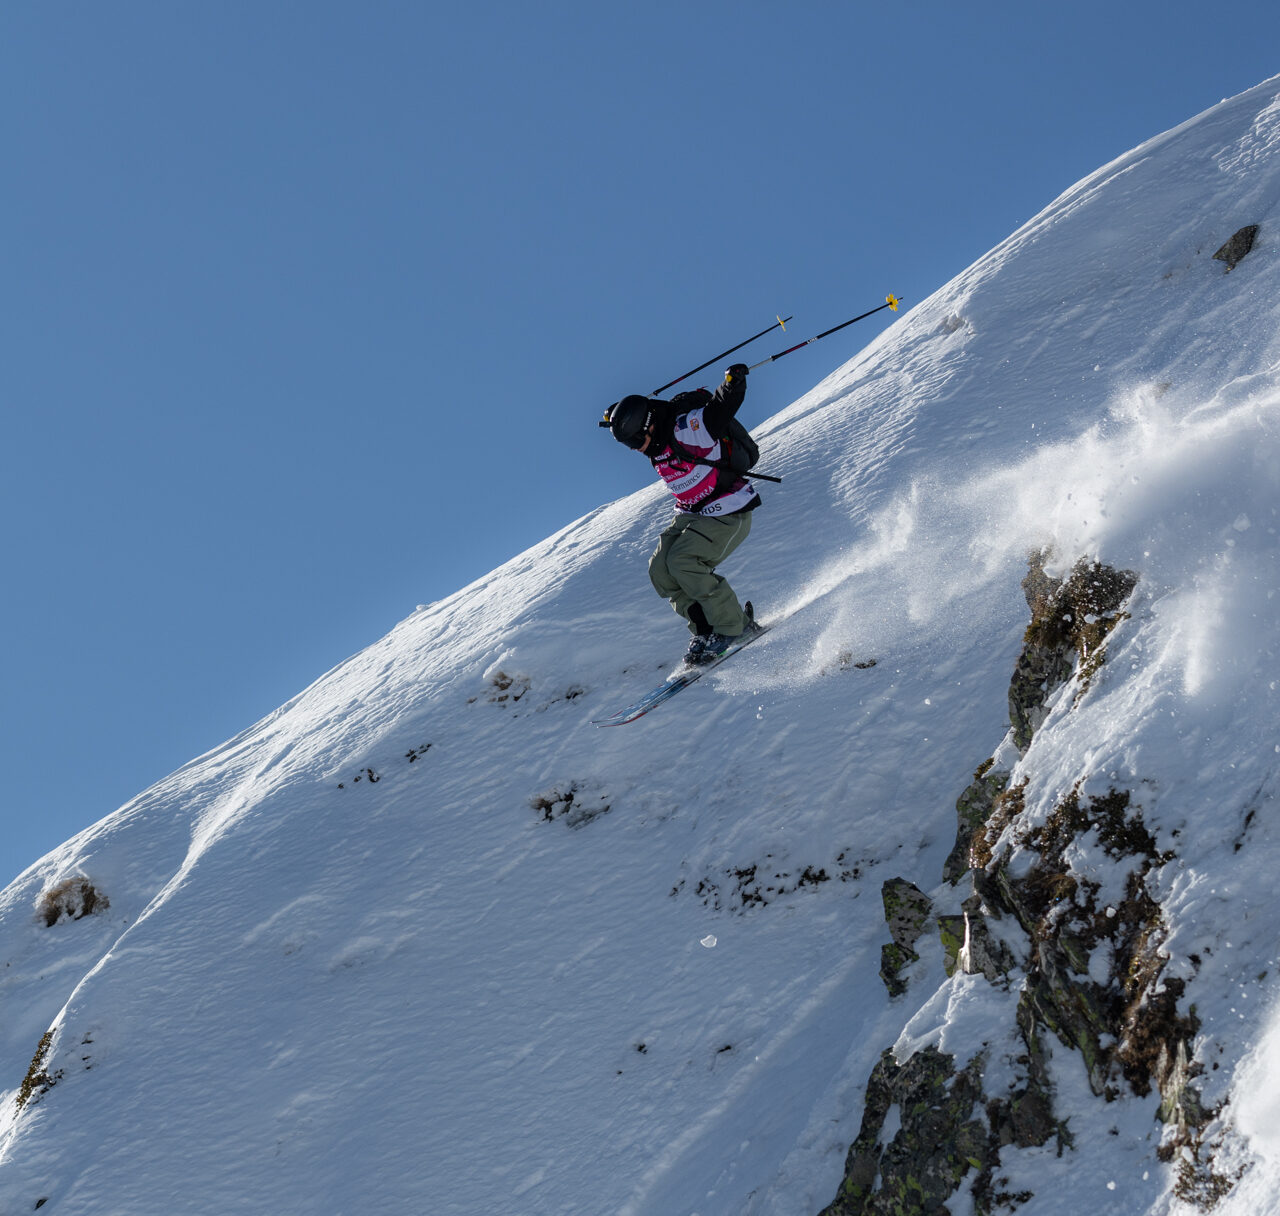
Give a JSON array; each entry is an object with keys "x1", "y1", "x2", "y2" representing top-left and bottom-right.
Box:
[{"x1": 604, "y1": 364, "x2": 763, "y2": 665}]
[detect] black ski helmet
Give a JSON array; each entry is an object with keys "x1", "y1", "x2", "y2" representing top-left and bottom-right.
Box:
[{"x1": 605, "y1": 395, "x2": 655, "y2": 449}]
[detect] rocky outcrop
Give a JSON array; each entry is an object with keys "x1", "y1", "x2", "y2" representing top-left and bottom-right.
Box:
[
  {"x1": 36, "y1": 876, "x2": 108, "y2": 927},
  {"x1": 16, "y1": 1030, "x2": 60, "y2": 1111},
  {"x1": 976, "y1": 787, "x2": 1180, "y2": 1095},
  {"x1": 878, "y1": 879, "x2": 934, "y2": 997},
  {"x1": 943, "y1": 762, "x2": 1011, "y2": 884},
  {"x1": 820, "y1": 1047, "x2": 991, "y2": 1216},
  {"x1": 820, "y1": 552, "x2": 1231, "y2": 1213},
  {"x1": 1212, "y1": 224, "x2": 1259, "y2": 272},
  {"x1": 1008, "y1": 553, "x2": 1136, "y2": 752}
]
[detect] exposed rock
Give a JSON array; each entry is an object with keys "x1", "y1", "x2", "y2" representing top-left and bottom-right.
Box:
[
  {"x1": 1159, "y1": 1037, "x2": 1240, "y2": 1205},
  {"x1": 36, "y1": 876, "x2": 108, "y2": 927},
  {"x1": 1009, "y1": 553, "x2": 1136, "y2": 752},
  {"x1": 823, "y1": 550, "x2": 1227, "y2": 1213},
  {"x1": 1212, "y1": 223, "x2": 1259, "y2": 271},
  {"x1": 16, "y1": 1030, "x2": 61, "y2": 1111},
  {"x1": 937, "y1": 914, "x2": 965, "y2": 977},
  {"x1": 974, "y1": 785, "x2": 1189, "y2": 1101},
  {"x1": 679, "y1": 856, "x2": 847, "y2": 913},
  {"x1": 883, "y1": 878, "x2": 934, "y2": 950},
  {"x1": 943, "y1": 762, "x2": 1012, "y2": 883},
  {"x1": 471, "y1": 668, "x2": 530, "y2": 705},
  {"x1": 988, "y1": 993, "x2": 1065, "y2": 1153},
  {"x1": 819, "y1": 1046, "x2": 990, "y2": 1216},
  {"x1": 967, "y1": 779, "x2": 1028, "y2": 874},
  {"x1": 529, "y1": 782, "x2": 611, "y2": 828},
  {"x1": 878, "y1": 942, "x2": 916, "y2": 999},
  {"x1": 956, "y1": 893, "x2": 1019, "y2": 985},
  {"x1": 879, "y1": 878, "x2": 934, "y2": 997}
]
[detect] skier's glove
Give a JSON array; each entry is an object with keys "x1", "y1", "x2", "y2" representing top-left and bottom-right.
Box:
[{"x1": 725, "y1": 363, "x2": 749, "y2": 383}]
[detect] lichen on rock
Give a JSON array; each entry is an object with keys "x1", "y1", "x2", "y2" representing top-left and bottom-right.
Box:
[
  {"x1": 944, "y1": 761, "x2": 1013, "y2": 883},
  {"x1": 819, "y1": 1046, "x2": 991, "y2": 1216},
  {"x1": 878, "y1": 878, "x2": 934, "y2": 997}
]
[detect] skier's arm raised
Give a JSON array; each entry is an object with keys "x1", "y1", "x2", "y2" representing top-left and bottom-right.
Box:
[{"x1": 700, "y1": 364, "x2": 748, "y2": 441}]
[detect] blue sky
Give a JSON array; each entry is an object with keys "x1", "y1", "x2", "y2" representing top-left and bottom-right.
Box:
[{"x1": 3, "y1": 0, "x2": 1278, "y2": 885}]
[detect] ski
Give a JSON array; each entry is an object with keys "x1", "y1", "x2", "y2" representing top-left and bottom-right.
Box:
[{"x1": 592, "y1": 626, "x2": 771, "y2": 727}]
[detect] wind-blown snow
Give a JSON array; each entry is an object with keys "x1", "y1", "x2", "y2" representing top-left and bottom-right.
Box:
[{"x1": 1, "y1": 76, "x2": 1279, "y2": 1216}]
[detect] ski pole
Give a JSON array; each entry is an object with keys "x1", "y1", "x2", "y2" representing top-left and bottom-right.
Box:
[
  {"x1": 747, "y1": 295, "x2": 901, "y2": 371},
  {"x1": 653, "y1": 314, "x2": 793, "y2": 396}
]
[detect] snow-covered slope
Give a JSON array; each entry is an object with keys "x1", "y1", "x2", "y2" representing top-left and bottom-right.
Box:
[{"x1": 2, "y1": 77, "x2": 1279, "y2": 1216}]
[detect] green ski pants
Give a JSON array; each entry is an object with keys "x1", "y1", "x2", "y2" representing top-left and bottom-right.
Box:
[{"x1": 648, "y1": 510, "x2": 753, "y2": 637}]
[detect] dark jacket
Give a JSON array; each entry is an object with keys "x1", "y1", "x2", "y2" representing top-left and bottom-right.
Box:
[{"x1": 648, "y1": 377, "x2": 760, "y2": 515}]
